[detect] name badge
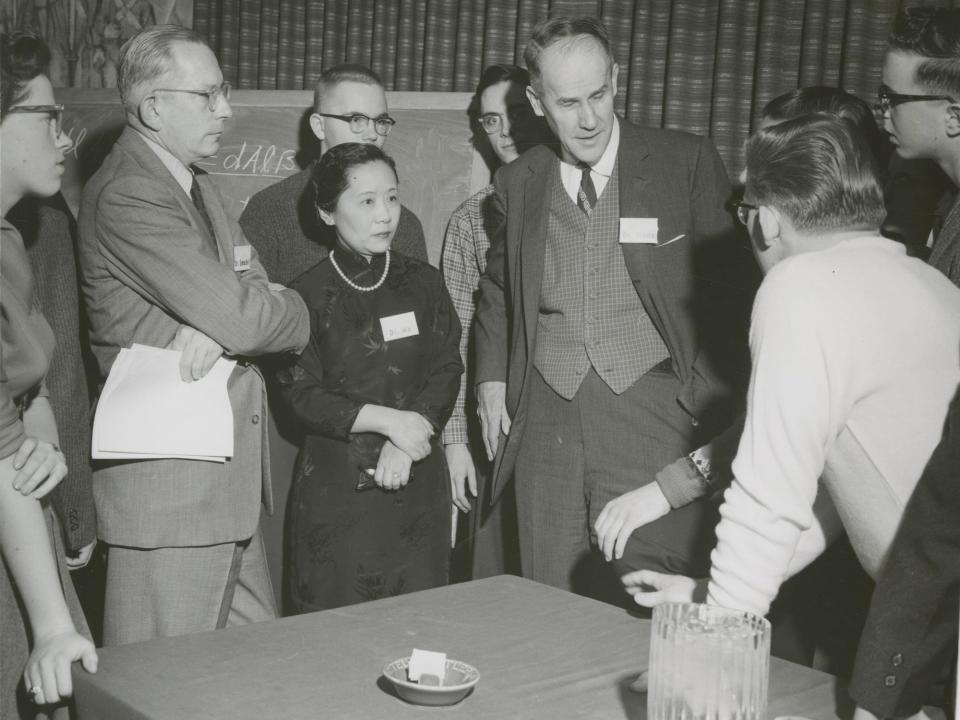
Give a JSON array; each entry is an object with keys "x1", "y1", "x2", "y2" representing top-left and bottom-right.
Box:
[
  {"x1": 619, "y1": 217, "x2": 659, "y2": 244},
  {"x1": 233, "y1": 245, "x2": 252, "y2": 272},
  {"x1": 380, "y1": 311, "x2": 419, "y2": 342}
]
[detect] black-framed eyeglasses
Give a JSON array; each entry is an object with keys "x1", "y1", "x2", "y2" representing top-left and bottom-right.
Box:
[
  {"x1": 734, "y1": 201, "x2": 758, "y2": 226},
  {"x1": 479, "y1": 105, "x2": 534, "y2": 135},
  {"x1": 875, "y1": 83, "x2": 956, "y2": 114},
  {"x1": 315, "y1": 112, "x2": 396, "y2": 136},
  {"x1": 152, "y1": 81, "x2": 231, "y2": 112},
  {"x1": 7, "y1": 103, "x2": 64, "y2": 136}
]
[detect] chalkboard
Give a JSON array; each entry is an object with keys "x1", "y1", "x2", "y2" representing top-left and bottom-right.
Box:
[{"x1": 56, "y1": 89, "x2": 489, "y2": 265}]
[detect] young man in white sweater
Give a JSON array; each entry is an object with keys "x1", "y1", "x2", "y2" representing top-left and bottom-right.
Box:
[{"x1": 624, "y1": 114, "x2": 960, "y2": 624}]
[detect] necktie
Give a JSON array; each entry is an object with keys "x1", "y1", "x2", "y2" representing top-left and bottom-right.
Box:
[
  {"x1": 577, "y1": 163, "x2": 597, "y2": 216},
  {"x1": 190, "y1": 174, "x2": 216, "y2": 245}
]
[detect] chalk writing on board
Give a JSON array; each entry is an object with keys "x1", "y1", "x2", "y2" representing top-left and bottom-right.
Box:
[
  {"x1": 64, "y1": 124, "x2": 87, "y2": 158},
  {"x1": 195, "y1": 141, "x2": 298, "y2": 179}
]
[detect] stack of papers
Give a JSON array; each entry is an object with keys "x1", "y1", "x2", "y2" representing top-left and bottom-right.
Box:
[{"x1": 92, "y1": 344, "x2": 236, "y2": 462}]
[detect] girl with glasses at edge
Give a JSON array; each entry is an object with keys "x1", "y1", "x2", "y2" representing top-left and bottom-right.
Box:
[
  {"x1": 0, "y1": 32, "x2": 98, "y2": 719},
  {"x1": 439, "y1": 65, "x2": 553, "y2": 578}
]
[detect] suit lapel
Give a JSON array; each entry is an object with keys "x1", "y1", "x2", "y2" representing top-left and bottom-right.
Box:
[
  {"x1": 615, "y1": 121, "x2": 663, "y2": 302},
  {"x1": 196, "y1": 173, "x2": 230, "y2": 264},
  {"x1": 118, "y1": 129, "x2": 223, "y2": 263},
  {"x1": 519, "y1": 157, "x2": 551, "y2": 359}
]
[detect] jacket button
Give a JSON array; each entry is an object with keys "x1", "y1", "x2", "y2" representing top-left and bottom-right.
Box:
[
  {"x1": 891, "y1": 653, "x2": 903, "y2": 667},
  {"x1": 690, "y1": 417, "x2": 699, "y2": 428},
  {"x1": 884, "y1": 675, "x2": 897, "y2": 687},
  {"x1": 252, "y1": 414, "x2": 260, "y2": 425}
]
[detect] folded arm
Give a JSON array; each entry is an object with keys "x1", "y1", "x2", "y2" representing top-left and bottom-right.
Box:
[{"x1": 95, "y1": 177, "x2": 308, "y2": 356}]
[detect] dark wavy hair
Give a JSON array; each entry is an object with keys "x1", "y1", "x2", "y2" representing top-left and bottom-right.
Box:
[
  {"x1": 889, "y1": 8, "x2": 960, "y2": 98},
  {"x1": 746, "y1": 113, "x2": 886, "y2": 234},
  {"x1": 310, "y1": 142, "x2": 399, "y2": 218},
  {"x1": 1, "y1": 31, "x2": 50, "y2": 119}
]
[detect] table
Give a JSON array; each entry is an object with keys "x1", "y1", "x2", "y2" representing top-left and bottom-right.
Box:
[{"x1": 73, "y1": 576, "x2": 845, "y2": 719}]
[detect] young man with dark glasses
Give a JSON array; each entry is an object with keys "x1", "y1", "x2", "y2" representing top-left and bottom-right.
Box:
[
  {"x1": 239, "y1": 64, "x2": 427, "y2": 285},
  {"x1": 880, "y1": 7, "x2": 960, "y2": 287}
]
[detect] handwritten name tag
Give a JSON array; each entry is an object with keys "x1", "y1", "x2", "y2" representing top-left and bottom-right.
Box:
[
  {"x1": 380, "y1": 311, "x2": 419, "y2": 342},
  {"x1": 233, "y1": 245, "x2": 252, "y2": 272},
  {"x1": 619, "y1": 217, "x2": 659, "y2": 244}
]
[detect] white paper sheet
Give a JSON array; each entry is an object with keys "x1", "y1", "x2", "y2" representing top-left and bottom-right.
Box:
[{"x1": 92, "y1": 344, "x2": 236, "y2": 462}]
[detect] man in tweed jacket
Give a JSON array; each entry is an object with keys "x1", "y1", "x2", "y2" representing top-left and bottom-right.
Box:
[
  {"x1": 474, "y1": 17, "x2": 756, "y2": 596},
  {"x1": 78, "y1": 26, "x2": 308, "y2": 645}
]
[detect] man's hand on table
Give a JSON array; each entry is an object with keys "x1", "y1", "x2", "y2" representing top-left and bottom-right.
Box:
[
  {"x1": 595, "y1": 483, "x2": 671, "y2": 561},
  {"x1": 621, "y1": 569, "x2": 707, "y2": 608},
  {"x1": 167, "y1": 325, "x2": 224, "y2": 382},
  {"x1": 477, "y1": 381, "x2": 510, "y2": 461}
]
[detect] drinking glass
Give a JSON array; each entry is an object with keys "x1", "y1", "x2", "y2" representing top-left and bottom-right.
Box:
[{"x1": 648, "y1": 602, "x2": 771, "y2": 720}]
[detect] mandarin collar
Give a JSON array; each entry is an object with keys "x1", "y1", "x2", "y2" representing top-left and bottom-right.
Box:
[{"x1": 332, "y1": 242, "x2": 388, "y2": 279}]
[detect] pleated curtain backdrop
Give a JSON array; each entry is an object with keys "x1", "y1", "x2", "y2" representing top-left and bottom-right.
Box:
[{"x1": 194, "y1": 0, "x2": 958, "y2": 171}]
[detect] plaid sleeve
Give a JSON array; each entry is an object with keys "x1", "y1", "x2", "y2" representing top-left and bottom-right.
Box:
[{"x1": 439, "y1": 189, "x2": 492, "y2": 445}]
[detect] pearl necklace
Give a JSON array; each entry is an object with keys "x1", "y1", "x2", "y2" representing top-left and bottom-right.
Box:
[{"x1": 329, "y1": 250, "x2": 390, "y2": 292}]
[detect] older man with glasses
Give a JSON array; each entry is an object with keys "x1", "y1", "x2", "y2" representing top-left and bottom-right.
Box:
[
  {"x1": 240, "y1": 64, "x2": 428, "y2": 285},
  {"x1": 879, "y1": 6, "x2": 960, "y2": 286},
  {"x1": 78, "y1": 24, "x2": 310, "y2": 646}
]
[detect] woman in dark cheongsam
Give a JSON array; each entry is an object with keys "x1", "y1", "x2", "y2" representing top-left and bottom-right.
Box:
[{"x1": 279, "y1": 143, "x2": 463, "y2": 612}]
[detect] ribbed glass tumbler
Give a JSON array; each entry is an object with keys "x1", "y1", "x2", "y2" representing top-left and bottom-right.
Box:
[{"x1": 648, "y1": 602, "x2": 771, "y2": 720}]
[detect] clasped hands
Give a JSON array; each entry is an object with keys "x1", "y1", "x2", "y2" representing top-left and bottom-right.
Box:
[{"x1": 370, "y1": 409, "x2": 434, "y2": 490}]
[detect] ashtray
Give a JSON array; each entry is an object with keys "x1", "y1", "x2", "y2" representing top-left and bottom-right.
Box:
[{"x1": 382, "y1": 656, "x2": 480, "y2": 706}]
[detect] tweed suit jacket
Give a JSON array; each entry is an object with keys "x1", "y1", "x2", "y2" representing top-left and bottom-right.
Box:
[
  {"x1": 78, "y1": 127, "x2": 310, "y2": 549},
  {"x1": 475, "y1": 118, "x2": 758, "y2": 500}
]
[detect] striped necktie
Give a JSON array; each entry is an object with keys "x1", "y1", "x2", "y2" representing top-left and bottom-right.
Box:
[{"x1": 577, "y1": 163, "x2": 597, "y2": 216}]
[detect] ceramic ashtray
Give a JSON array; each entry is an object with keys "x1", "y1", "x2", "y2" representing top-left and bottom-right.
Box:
[{"x1": 382, "y1": 656, "x2": 480, "y2": 706}]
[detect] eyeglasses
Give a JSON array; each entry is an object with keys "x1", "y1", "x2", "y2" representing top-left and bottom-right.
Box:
[
  {"x1": 152, "y1": 81, "x2": 231, "y2": 111},
  {"x1": 7, "y1": 104, "x2": 64, "y2": 136},
  {"x1": 734, "y1": 201, "x2": 758, "y2": 226},
  {"x1": 479, "y1": 105, "x2": 533, "y2": 135},
  {"x1": 315, "y1": 112, "x2": 396, "y2": 136},
  {"x1": 875, "y1": 83, "x2": 956, "y2": 114}
]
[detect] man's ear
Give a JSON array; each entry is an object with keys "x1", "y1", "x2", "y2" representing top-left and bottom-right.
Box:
[
  {"x1": 610, "y1": 62, "x2": 620, "y2": 98},
  {"x1": 138, "y1": 95, "x2": 161, "y2": 132},
  {"x1": 945, "y1": 102, "x2": 960, "y2": 137},
  {"x1": 756, "y1": 205, "x2": 782, "y2": 252},
  {"x1": 309, "y1": 112, "x2": 326, "y2": 143},
  {"x1": 526, "y1": 85, "x2": 545, "y2": 118}
]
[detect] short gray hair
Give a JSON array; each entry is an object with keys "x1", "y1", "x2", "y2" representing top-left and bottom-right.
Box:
[
  {"x1": 118, "y1": 24, "x2": 209, "y2": 110},
  {"x1": 524, "y1": 17, "x2": 614, "y2": 92}
]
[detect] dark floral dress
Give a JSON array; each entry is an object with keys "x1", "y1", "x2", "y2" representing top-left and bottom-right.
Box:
[{"x1": 278, "y1": 247, "x2": 462, "y2": 612}]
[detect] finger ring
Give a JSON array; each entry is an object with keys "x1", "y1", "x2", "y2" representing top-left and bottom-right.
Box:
[{"x1": 28, "y1": 686, "x2": 42, "y2": 700}]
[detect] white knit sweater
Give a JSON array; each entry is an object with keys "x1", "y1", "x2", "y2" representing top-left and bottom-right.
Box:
[{"x1": 707, "y1": 235, "x2": 960, "y2": 616}]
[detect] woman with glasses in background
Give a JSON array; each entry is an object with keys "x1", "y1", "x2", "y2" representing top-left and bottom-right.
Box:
[
  {"x1": 0, "y1": 32, "x2": 98, "y2": 719},
  {"x1": 439, "y1": 65, "x2": 552, "y2": 579}
]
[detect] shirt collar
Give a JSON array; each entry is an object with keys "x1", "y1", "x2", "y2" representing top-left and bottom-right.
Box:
[{"x1": 136, "y1": 130, "x2": 195, "y2": 196}]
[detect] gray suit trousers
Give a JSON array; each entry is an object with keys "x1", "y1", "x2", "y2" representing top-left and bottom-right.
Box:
[
  {"x1": 103, "y1": 526, "x2": 276, "y2": 646},
  {"x1": 513, "y1": 366, "x2": 719, "y2": 598}
]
